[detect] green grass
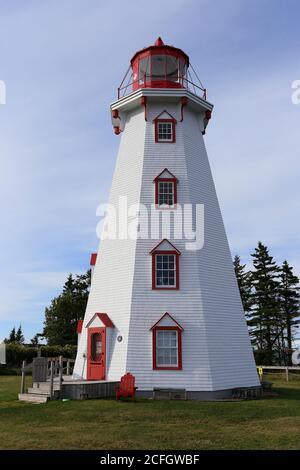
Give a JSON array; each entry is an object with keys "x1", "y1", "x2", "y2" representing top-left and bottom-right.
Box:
[{"x1": 1, "y1": 374, "x2": 300, "y2": 450}]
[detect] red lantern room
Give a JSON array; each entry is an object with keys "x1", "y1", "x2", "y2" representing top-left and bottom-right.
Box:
[
  {"x1": 131, "y1": 37, "x2": 189, "y2": 91},
  {"x1": 117, "y1": 37, "x2": 206, "y2": 100}
]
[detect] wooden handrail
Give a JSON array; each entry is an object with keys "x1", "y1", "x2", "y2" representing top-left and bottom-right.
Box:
[
  {"x1": 20, "y1": 360, "x2": 26, "y2": 394},
  {"x1": 20, "y1": 356, "x2": 76, "y2": 398}
]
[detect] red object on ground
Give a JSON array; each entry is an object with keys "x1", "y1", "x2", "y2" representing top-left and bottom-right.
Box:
[{"x1": 116, "y1": 372, "x2": 138, "y2": 400}]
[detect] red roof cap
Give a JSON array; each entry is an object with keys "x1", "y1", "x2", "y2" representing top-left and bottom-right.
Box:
[{"x1": 155, "y1": 37, "x2": 164, "y2": 46}]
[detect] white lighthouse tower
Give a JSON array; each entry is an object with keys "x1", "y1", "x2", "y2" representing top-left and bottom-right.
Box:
[{"x1": 73, "y1": 38, "x2": 260, "y2": 398}]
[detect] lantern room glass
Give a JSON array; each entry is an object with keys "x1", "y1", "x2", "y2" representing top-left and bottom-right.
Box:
[
  {"x1": 138, "y1": 57, "x2": 150, "y2": 84},
  {"x1": 138, "y1": 54, "x2": 186, "y2": 85},
  {"x1": 151, "y1": 55, "x2": 166, "y2": 81}
]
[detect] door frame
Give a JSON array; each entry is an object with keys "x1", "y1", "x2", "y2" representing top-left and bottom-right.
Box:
[{"x1": 87, "y1": 327, "x2": 106, "y2": 380}]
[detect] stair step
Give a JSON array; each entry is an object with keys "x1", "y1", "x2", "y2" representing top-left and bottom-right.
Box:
[
  {"x1": 32, "y1": 383, "x2": 60, "y2": 391},
  {"x1": 18, "y1": 393, "x2": 49, "y2": 404},
  {"x1": 27, "y1": 387, "x2": 60, "y2": 396}
]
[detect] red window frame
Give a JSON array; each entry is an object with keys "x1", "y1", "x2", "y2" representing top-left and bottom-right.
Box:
[
  {"x1": 154, "y1": 169, "x2": 178, "y2": 208},
  {"x1": 155, "y1": 177, "x2": 177, "y2": 208},
  {"x1": 155, "y1": 118, "x2": 176, "y2": 143},
  {"x1": 152, "y1": 326, "x2": 182, "y2": 370},
  {"x1": 152, "y1": 250, "x2": 180, "y2": 290}
]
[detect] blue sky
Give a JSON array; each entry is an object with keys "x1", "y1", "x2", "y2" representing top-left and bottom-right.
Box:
[{"x1": 0, "y1": 0, "x2": 299, "y2": 342}]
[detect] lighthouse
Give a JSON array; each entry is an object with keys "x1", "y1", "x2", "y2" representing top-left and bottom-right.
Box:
[{"x1": 73, "y1": 38, "x2": 260, "y2": 398}]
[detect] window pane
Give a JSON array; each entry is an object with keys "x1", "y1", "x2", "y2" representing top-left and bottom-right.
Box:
[
  {"x1": 91, "y1": 332, "x2": 102, "y2": 362},
  {"x1": 152, "y1": 55, "x2": 165, "y2": 81},
  {"x1": 158, "y1": 181, "x2": 174, "y2": 206},
  {"x1": 158, "y1": 122, "x2": 172, "y2": 141},
  {"x1": 179, "y1": 59, "x2": 186, "y2": 84},
  {"x1": 166, "y1": 56, "x2": 179, "y2": 81},
  {"x1": 157, "y1": 331, "x2": 164, "y2": 347},
  {"x1": 163, "y1": 332, "x2": 170, "y2": 347},
  {"x1": 170, "y1": 355, "x2": 177, "y2": 365},
  {"x1": 156, "y1": 330, "x2": 178, "y2": 366},
  {"x1": 155, "y1": 254, "x2": 176, "y2": 287},
  {"x1": 164, "y1": 349, "x2": 171, "y2": 364},
  {"x1": 139, "y1": 57, "x2": 150, "y2": 83}
]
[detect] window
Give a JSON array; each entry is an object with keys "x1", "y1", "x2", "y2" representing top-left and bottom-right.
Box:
[
  {"x1": 151, "y1": 314, "x2": 183, "y2": 371},
  {"x1": 91, "y1": 332, "x2": 102, "y2": 362},
  {"x1": 158, "y1": 121, "x2": 172, "y2": 141},
  {"x1": 155, "y1": 120, "x2": 175, "y2": 142},
  {"x1": 158, "y1": 181, "x2": 174, "y2": 206},
  {"x1": 155, "y1": 254, "x2": 176, "y2": 288},
  {"x1": 156, "y1": 330, "x2": 178, "y2": 366},
  {"x1": 150, "y1": 240, "x2": 181, "y2": 290},
  {"x1": 154, "y1": 169, "x2": 178, "y2": 208},
  {"x1": 153, "y1": 111, "x2": 176, "y2": 143}
]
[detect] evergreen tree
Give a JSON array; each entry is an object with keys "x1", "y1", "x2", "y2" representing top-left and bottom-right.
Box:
[
  {"x1": 4, "y1": 326, "x2": 16, "y2": 343},
  {"x1": 15, "y1": 325, "x2": 25, "y2": 344},
  {"x1": 233, "y1": 255, "x2": 253, "y2": 314},
  {"x1": 279, "y1": 261, "x2": 300, "y2": 365},
  {"x1": 250, "y1": 242, "x2": 281, "y2": 365},
  {"x1": 30, "y1": 334, "x2": 40, "y2": 347},
  {"x1": 9, "y1": 326, "x2": 16, "y2": 343},
  {"x1": 42, "y1": 270, "x2": 91, "y2": 346}
]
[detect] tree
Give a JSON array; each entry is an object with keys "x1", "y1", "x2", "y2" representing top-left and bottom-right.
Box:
[
  {"x1": 30, "y1": 334, "x2": 40, "y2": 347},
  {"x1": 4, "y1": 326, "x2": 16, "y2": 343},
  {"x1": 279, "y1": 261, "x2": 300, "y2": 365},
  {"x1": 8, "y1": 326, "x2": 16, "y2": 343},
  {"x1": 4, "y1": 325, "x2": 25, "y2": 344},
  {"x1": 42, "y1": 270, "x2": 91, "y2": 346},
  {"x1": 233, "y1": 255, "x2": 253, "y2": 314},
  {"x1": 15, "y1": 325, "x2": 25, "y2": 344},
  {"x1": 249, "y1": 242, "x2": 281, "y2": 365}
]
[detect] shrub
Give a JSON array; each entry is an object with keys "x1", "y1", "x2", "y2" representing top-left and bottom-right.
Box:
[{"x1": 5, "y1": 343, "x2": 77, "y2": 367}]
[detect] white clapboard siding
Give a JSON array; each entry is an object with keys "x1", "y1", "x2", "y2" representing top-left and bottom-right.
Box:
[{"x1": 73, "y1": 96, "x2": 259, "y2": 392}]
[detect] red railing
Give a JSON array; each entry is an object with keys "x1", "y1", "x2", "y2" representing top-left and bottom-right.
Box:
[{"x1": 117, "y1": 74, "x2": 207, "y2": 100}]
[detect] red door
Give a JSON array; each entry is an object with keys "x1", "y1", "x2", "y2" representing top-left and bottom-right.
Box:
[{"x1": 87, "y1": 327, "x2": 106, "y2": 380}]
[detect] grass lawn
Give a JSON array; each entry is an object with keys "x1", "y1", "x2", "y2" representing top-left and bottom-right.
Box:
[{"x1": 0, "y1": 374, "x2": 300, "y2": 450}]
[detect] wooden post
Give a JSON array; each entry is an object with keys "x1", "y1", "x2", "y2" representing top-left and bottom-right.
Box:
[
  {"x1": 285, "y1": 367, "x2": 289, "y2": 382},
  {"x1": 20, "y1": 360, "x2": 26, "y2": 394},
  {"x1": 59, "y1": 355, "x2": 63, "y2": 398},
  {"x1": 67, "y1": 359, "x2": 70, "y2": 376},
  {"x1": 49, "y1": 360, "x2": 54, "y2": 399}
]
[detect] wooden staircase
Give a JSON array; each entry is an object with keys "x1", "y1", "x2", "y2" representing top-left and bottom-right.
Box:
[
  {"x1": 19, "y1": 381, "x2": 61, "y2": 404},
  {"x1": 18, "y1": 356, "x2": 74, "y2": 404}
]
